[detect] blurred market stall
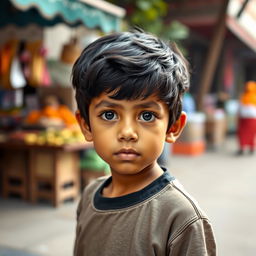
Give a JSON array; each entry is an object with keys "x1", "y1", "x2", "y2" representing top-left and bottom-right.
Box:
[
  {"x1": 164, "y1": 0, "x2": 256, "y2": 151},
  {"x1": 0, "y1": 0, "x2": 125, "y2": 206}
]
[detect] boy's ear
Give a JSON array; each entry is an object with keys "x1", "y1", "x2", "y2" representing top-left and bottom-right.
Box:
[
  {"x1": 165, "y1": 111, "x2": 187, "y2": 143},
  {"x1": 75, "y1": 110, "x2": 93, "y2": 142}
]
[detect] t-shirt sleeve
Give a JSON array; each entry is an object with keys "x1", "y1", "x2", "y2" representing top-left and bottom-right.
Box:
[
  {"x1": 73, "y1": 179, "x2": 105, "y2": 256},
  {"x1": 168, "y1": 217, "x2": 216, "y2": 256}
]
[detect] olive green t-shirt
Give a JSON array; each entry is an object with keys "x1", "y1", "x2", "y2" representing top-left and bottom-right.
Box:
[{"x1": 74, "y1": 169, "x2": 216, "y2": 256}]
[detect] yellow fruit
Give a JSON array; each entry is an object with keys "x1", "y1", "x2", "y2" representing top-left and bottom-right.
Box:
[
  {"x1": 24, "y1": 133, "x2": 38, "y2": 144},
  {"x1": 36, "y1": 136, "x2": 46, "y2": 145},
  {"x1": 52, "y1": 137, "x2": 64, "y2": 146}
]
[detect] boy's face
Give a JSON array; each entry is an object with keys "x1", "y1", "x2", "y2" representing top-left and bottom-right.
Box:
[{"x1": 77, "y1": 93, "x2": 186, "y2": 176}]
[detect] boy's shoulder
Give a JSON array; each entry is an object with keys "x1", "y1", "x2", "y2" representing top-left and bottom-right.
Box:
[{"x1": 163, "y1": 179, "x2": 208, "y2": 219}]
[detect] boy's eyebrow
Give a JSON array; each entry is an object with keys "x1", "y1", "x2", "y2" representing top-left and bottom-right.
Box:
[
  {"x1": 134, "y1": 101, "x2": 162, "y2": 110},
  {"x1": 94, "y1": 100, "x2": 123, "y2": 109}
]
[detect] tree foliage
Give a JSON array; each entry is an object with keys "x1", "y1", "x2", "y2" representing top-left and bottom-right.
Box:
[{"x1": 109, "y1": 0, "x2": 189, "y2": 43}]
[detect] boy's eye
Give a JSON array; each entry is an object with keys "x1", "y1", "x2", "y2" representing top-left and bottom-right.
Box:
[
  {"x1": 139, "y1": 111, "x2": 156, "y2": 122},
  {"x1": 101, "y1": 111, "x2": 117, "y2": 121}
]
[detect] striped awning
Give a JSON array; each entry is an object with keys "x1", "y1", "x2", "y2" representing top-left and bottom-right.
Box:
[{"x1": 0, "y1": 0, "x2": 125, "y2": 32}]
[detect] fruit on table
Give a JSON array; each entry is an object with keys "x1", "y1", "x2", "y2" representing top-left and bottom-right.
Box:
[
  {"x1": 24, "y1": 133, "x2": 38, "y2": 144},
  {"x1": 24, "y1": 127, "x2": 84, "y2": 146}
]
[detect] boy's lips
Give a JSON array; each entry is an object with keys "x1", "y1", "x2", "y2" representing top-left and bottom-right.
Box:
[{"x1": 114, "y1": 148, "x2": 140, "y2": 161}]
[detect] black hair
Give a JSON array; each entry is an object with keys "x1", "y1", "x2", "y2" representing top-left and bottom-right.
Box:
[{"x1": 72, "y1": 30, "x2": 190, "y2": 129}]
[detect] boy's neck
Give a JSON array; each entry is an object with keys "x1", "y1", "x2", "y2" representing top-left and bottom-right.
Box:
[{"x1": 102, "y1": 163, "x2": 164, "y2": 198}]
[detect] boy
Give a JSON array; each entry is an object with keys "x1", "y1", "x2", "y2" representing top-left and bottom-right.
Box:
[{"x1": 72, "y1": 30, "x2": 216, "y2": 255}]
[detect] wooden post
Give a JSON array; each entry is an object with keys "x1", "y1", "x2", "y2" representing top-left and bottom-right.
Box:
[{"x1": 196, "y1": 0, "x2": 230, "y2": 111}]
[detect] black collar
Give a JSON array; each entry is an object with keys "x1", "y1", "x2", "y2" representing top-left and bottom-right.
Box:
[{"x1": 93, "y1": 168, "x2": 175, "y2": 210}]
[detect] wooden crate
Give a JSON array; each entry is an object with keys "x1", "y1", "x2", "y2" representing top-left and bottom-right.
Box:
[
  {"x1": 29, "y1": 149, "x2": 80, "y2": 207},
  {"x1": 2, "y1": 150, "x2": 29, "y2": 200}
]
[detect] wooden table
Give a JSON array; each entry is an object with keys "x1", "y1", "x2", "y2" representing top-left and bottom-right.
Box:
[{"x1": 0, "y1": 140, "x2": 93, "y2": 207}]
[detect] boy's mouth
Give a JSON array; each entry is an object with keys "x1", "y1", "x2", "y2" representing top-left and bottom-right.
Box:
[{"x1": 114, "y1": 148, "x2": 140, "y2": 161}]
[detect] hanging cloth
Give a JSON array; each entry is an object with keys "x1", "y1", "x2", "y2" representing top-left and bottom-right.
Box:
[
  {"x1": 26, "y1": 40, "x2": 43, "y2": 86},
  {"x1": 0, "y1": 39, "x2": 25, "y2": 89},
  {"x1": 26, "y1": 40, "x2": 51, "y2": 87},
  {"x1": 10, "y1": 55, "x2": 26, "y2": 89}
]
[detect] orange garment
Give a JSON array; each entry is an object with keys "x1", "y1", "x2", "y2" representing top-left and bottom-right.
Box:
[
  {"x1": 26, "y1": 105, "x2": 77, "y2": 126},
  {"x1": 240, "y1": 81, "x2": 256, "y2": 106}
]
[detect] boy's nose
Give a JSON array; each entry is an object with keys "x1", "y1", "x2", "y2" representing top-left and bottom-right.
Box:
[{"x1": 117, "y1": 121, "x2": 138, "y2": 142}]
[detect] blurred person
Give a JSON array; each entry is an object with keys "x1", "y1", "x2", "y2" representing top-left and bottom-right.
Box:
[
  {"x1": 25, "y1": 94, "x2": 77, "y2": 127},
  {"x1": 236, "y1": 81, "x2": 256, "y2": 155},
  {"x1": 72, "y1": 30, "x2": 216, "y2": 255},
  {"x1": 183, "y1": 91, "x2": 196, "y2": 113}
]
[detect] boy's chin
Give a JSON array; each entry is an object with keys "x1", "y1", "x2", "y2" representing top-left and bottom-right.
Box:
[{"x1": 109, "y1": 162, "x2": 159, "y2": 175}]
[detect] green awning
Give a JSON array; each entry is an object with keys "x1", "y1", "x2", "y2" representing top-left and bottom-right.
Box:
[{"x1": 0, "y1": 0, "x2": 125, "y2": 32}]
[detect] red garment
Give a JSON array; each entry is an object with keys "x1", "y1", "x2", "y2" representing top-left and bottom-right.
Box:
[
  {"x1": 237, "y1": 81, "x2": 256, "y2": 150},
  {"x1": 238, "y1": 118, "x2": 256, "y2": 149}
]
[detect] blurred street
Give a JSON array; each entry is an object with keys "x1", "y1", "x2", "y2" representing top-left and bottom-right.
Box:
[
  {"x1": 1, "y1": 135, "x2": 256, "y2": 256},
  {"x1": 0, "y1": 0, "x2": 256, "y2": 256}
]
